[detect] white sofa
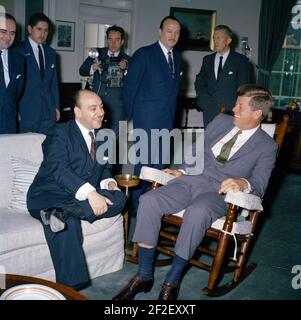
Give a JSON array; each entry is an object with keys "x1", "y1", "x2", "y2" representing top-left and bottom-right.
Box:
[{"x1": 0, "y1": 133, "x2": 124, "y2": 281}]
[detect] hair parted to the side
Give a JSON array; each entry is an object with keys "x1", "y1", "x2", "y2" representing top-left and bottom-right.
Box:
[
  {"x1": 159, "y1": 15, "x2": 181, "y2": 29},
  {"x1": 28, "y1": 12, "x2": 50, "y2": 27},
  {"x1": 214, "y1": 25, "x2": 233, "y2": 39},
  {"x1": 237, "y1": 84, "x2": 273, "y2": 117},
  {"x1": 106, "y1": 25, "x2": 125, "y2": 39}
]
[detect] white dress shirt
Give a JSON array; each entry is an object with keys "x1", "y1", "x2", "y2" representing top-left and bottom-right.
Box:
[
  {"x1": 211, "y1": 125, "x2": 259, "y2": 192},
  {"x1": 0, "y1": 48, "x2": 10, "y2": 87},
  {"x1": 214, "y1": 49, "x2": 230, "y2": 79},
  {"x1": 74, "y1": 120, "x2": 116, "y2": 201},
  {"x1": 28, "y1": 36, "x2": 45, "y2": 70},
  {"x1": 158, "y1": 40, "x2": 174, "y2": 65}
]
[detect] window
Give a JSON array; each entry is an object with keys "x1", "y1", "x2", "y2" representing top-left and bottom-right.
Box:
[
  {"x1": 83, "y1": 23, "x2": 111, "y2": 59},
  {"x1": 269, "y1": 1, "x2": 301, "y2": 107}
]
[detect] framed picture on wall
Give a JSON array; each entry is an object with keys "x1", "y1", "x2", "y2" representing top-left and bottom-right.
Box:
[
  {"x1": 170, "y1": 7, "x2": 216, "y2": 51},
  {"x1": 55, "y1": 20, "x2": 75, "y2": 51}
]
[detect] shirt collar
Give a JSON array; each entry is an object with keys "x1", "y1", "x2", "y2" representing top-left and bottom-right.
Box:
[
  {"x1": 216, "y1": 49, "x2": 230, "y2": 60},
  {"x1": 75, "y1": 119, "x2": 95, "y2": 138},
  {"x1": 108, "y1": 50, "x2": 120, "y2": 57},
  {"x1": 236, "y1": 125, "x2": 259, "y2": 136},
  {"x1": 28, "y1": 36, "x2": 41, "y2": 50},
  {"x1": 158, "y1": 40, "x2": 173, "y2": 56},
  {"x1": 0, "y1": 48, "x2": 8, "y2": 58}
]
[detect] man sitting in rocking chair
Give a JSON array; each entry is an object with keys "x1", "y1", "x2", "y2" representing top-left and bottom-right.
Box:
[{"x1": 113, "y1": 84, "x2": 278, "y2": 300}]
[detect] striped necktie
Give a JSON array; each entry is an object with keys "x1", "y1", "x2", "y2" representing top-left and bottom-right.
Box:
[
  {"x1": 89, "y1": 131, "x2": 95, "y2": 161},
  {"x1": 167, "y1": 51, "x2": 175, "y2": 77}
]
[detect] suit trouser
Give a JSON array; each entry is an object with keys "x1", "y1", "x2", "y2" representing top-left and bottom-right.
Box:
[
  {"x1": 132, "y1": 180, "x2": 227, "y2": 260},
  {"x1": 29, "y1": 190, "x2": 126, "y2": 287}
]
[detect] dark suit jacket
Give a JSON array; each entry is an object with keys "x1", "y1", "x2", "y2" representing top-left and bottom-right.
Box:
[
  {"x1": 14, "y1": 38, "x2": 59, "y2": 133},
  {"x1": 0, "y1": 49, "x2": 24, "y2": 133},
  {"x1": 122, "y1": 41, "x2": 182, "y2": 131},
  {"x1": 195, "y1": 51, "x2": 249, "y2": 126},
  {"x1": 27, "y1": 120, "x2": 112, "y2": 210},
  {"x1": 173, "y1": 114, "x2": 278, "y2": 198}
]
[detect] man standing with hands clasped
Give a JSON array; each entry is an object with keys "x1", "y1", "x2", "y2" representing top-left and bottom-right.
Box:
[{"x1": 195, "y1": 25, "x2": 250, "y2": 127}]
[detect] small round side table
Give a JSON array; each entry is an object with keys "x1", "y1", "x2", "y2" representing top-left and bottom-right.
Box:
[{"x1": 114, "y1": 174, "x2": 140, "y2": 244}]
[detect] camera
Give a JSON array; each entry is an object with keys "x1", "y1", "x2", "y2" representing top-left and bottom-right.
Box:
[{"x1": 99, "y1": 57, "x2": 122, "y2": 71}]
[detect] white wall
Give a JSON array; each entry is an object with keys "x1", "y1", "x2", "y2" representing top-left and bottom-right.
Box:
[
  {"x1": 10, "y1": 0, "x2": 261, "y2": 89},
  {"x1": 133, "y1": 0, "x2": 261, "y2": 96}
]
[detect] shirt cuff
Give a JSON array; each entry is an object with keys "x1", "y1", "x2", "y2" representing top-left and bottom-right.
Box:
[
  {"x1": 178, "y1": 169, "x2": 186, "y2": 175},
  {"x1": 241, "y1": 178, "x2": 251, "y2": 193},
  {"x1": 75, "y1": 183, "x2": 96, "y2": 201},
  {"x1": 100, "y1": 178, "x2": 117, "y2": 190}
]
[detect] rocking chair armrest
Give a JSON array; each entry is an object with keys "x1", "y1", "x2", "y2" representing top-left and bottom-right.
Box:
[
  {"x1": 224, "y1": 191, "x2": 263, "y2": 211},
  {"x1": 139, "y1": 166, "x2": 175, "y2": 186}
]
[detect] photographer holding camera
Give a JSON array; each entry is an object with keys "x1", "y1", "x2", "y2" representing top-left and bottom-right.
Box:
[{"x1": 79, "y1": 25, "x2": 130, "y2": 138}]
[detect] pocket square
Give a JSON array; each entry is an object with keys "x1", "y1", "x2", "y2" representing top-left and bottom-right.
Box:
[
  {"x1": 25, "y1": 53, "x2": 31, "y2": 57},
  {"x1": 51, "y1": 64, "x2": 55, "y2": 68},
  {"x1": 228, "y1": 71, "x2": 234, "y2": 75},
  {"x1": 180, "y1": 71, "x2": 183, "y2": 76},
  {"x1": 16, "y1": 74, "x2": 22, "y2": 79}
]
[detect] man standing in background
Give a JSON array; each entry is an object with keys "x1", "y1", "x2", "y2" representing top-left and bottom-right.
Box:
[
  {"x1": 195, "y1": 25, "x2": 250, "y2": 127},
  {"x1": 79, "y1": 25, "x2": 130, "y2": 138},
  {"x1": 122, "y1": 16, "x2": 182, "y2": 210},
  {"x1": 15, "y1": 13, "x2": 60, "y2": 134},
  {"x1": 0, "y1": 13, "x2": 24, "y2": 133}
]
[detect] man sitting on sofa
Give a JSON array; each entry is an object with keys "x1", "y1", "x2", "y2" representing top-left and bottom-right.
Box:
[{"x1": 27, "y1": 89, "x2": 126, "y2": 290}]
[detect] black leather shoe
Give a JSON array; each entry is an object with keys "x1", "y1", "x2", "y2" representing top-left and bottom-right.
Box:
[
  {"x1": 157, "y1": 282, "x2": 179, "y2": 300},
  {"x1": 40, "y1": 208, "x2": 66, "y2": 233},
  {"x1": 112, "y1": 276, "x2": 154, "y2": 300}
]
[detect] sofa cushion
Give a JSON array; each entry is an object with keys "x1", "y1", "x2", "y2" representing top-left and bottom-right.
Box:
[
  {"x1": 0, "y1": 133, "x2": 45, "y2": 209},
  {"x1": 9, "y1": 157, "x2": 40, "y2": 212},
  {"x1": 0, "y1": 211, "x2": 46, "y2": 255},
  {"x1": 0, "y1": 209, "x2": 122, "y2": 255}
]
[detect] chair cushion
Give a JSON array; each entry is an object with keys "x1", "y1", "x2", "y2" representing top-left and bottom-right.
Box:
[
  {"x1": 169, "y1": 210, "x2": 252, "y2": 235},
  {"x1": 140, "y1": 166, "x2": 175, "y2": 185},
  {"x1": 211, "y1": 217, "x2": 253, "y2": 235},
  {"x1": 224, "y1": 191, "x2": 262, "y2": 211}
]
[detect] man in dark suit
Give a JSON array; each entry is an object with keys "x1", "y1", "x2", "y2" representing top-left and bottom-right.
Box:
[
  {"x1": 113, "y1": 84, "x2": 277, "y2": 300},
  {"x1": 79, "y1": 25, "x2": 130, "y2": 137},
  {"x1": 27, "y1": 90, "x2": 126, "y2": 289},
  {"x1": 195, "y1": 25, "x2": 250, "y2": 127},
  {"x1": 14, "y1": 13, "x2": 60, "y2": 134},
  {"x1": 0, "y1": 13, "x2": 24, "y2": 133},
  {"x1": 122, "y1": 16, "x2": 182, "y2": 209}
]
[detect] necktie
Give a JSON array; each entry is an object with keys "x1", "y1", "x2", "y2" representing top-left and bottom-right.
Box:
[
  {"x1": 38, "y1": 45, "x2": 45, "y2": 79},
  {"x1": 89, "y1": 131, "x2": 95, "y2": 161},
  {"x1": 167, "y1": 51, "x2": 174, "y2": 77},
  {"x1": 217, "y1": 56, "x2": 223, "y2": 81},
  {"x1": 216, "y1": 130, "x2": 242, "y2": 164},
  {"x1": 0, "y1": 50, "x2": 6, "y2": 93}
]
